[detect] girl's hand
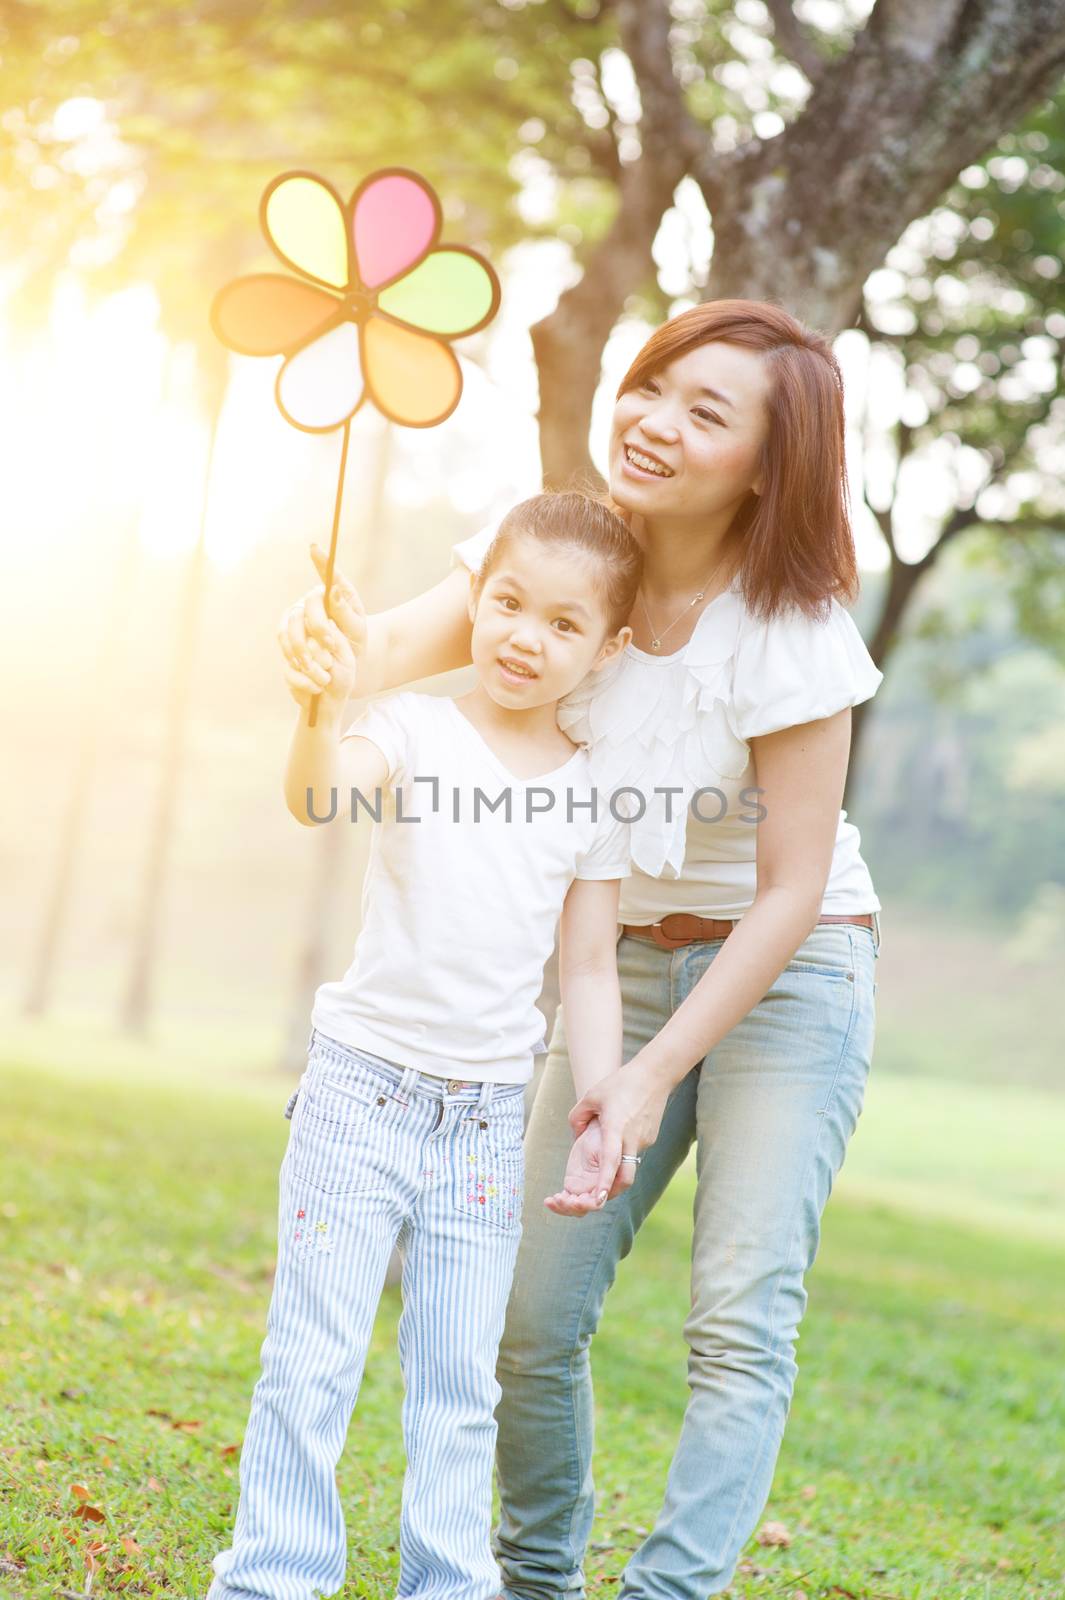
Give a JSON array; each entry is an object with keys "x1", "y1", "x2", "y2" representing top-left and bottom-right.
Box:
[
  {"x1": 280, "y1": 617, "x2": 357, "y2": 713},
  {"x1": 543, "y1": 1119, "x2": 617, "y2": 1217},
  {"x1": 568, "y1": 1063, "x2": 670, "y2": 1201},
  {"x1": 278, "y1": 546, "x2": 367, "y2": 704}
]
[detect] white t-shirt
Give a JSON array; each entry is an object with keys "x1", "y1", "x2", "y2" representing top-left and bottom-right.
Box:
[
  {"x1": 453, "y1": 525, "x2": 882, "y2": 922},
  {"x1": 312, "y1": 691, "x2": 630, "y2": 1083}
]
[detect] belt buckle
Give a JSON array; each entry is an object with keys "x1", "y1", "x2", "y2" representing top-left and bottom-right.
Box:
[{"x1": 651, "y1": 914, "x2": 699, "y2": 950}]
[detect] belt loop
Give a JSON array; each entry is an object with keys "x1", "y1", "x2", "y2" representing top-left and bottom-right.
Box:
[
  {"x1": 476, "y1": 1080, "x2": 492, "y2": 1114},
  {"x1": 872, "y1": 910, "x2": 882, "y2": 955},
  {"x1": 307, "y1": 1027, "x2": 317, "y2": 1054},
  {"x1": 396, "y1": 1066, "x2": 419, "y2": 1104}
]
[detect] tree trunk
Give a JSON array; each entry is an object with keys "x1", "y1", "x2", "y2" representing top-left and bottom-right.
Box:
[
  {"x1": 120, "y1": 359, "x2": 225, "y2": 1036},
  {"x1": 845, "y1": 551, "x2": 931, "y2": 803},
  {"x1": 700, "y1": 0, "x2": 1065, "y2": 334},
  {"x1": 24, "y1": 519, "x2": 141, "y2": 1016}
]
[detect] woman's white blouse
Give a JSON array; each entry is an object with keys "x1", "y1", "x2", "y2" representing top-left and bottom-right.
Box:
[{"x1": 453, "y1": 525, "x2": 883, "y2": 920}]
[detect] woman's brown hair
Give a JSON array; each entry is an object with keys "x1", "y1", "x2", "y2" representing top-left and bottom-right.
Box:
[{"x1": 617, "y1": 300, "x2": 857, "y2": 619}]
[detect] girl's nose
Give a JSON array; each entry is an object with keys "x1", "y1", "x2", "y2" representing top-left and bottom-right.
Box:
[{"x1": 509, "y1": 624, "x2": 542, "y2": 653}]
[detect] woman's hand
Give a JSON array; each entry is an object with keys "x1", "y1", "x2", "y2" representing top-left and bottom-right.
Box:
[
  {"x1": 543, "y1": 1120, "x2": 616, "y2": 1218},
  {"x1": 568, "y1": 1062, "x2": 671, "y2": 1200},
  {"x1": 278, "y1": 545, "x2": 367, "y2": 706}
]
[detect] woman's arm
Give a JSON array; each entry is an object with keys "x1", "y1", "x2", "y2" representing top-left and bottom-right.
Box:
[
  {"x1": 279, "y1": 544, "x2": 474, "y2": 700},
  {"x1": 633, "y1": 708, "x2": 850, "y2": 1086},
  {"x1": 571, "y1": 708, "x2": 852, "y2": 1192}
]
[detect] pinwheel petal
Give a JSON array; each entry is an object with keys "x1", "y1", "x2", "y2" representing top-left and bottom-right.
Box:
[
  {"x1": 377, "y1": 246, "x2": 500, "y2": 337},
  {"x1": 210, "y1": 274, "x2": 340, "y2": 356},
  {"x1": 276, "y1": 322, "x2": 364, "y2": 433},
  {"x1": 363, "y1": 315, "x2": 462, "y2": 427},
  {"x1": 262, "y1": 173, "x2": 350, "y2": 290},
  {"x1": 352, "y1": 170, "x2": 439, "y2": 290}
]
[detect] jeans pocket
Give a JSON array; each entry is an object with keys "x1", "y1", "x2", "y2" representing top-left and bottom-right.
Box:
[
  {"x1": 287, "y1": 1067, "x2": 382, "y2": 1196},
  {"x1": 453, "y1": 1101, "x2": 525, "y2": 1232}
]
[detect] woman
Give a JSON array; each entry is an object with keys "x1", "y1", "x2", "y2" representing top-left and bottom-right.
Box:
[{"x1": 281, "y1": 300, "x2": 881, "y2": 1599}]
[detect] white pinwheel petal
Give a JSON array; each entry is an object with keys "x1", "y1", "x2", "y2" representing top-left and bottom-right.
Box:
[{"x1": 276, "y1": 322, "x2": 363, "y2": 433}]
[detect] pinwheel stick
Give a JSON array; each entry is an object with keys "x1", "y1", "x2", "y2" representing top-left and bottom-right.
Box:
[{"x1": 307, "y1": 416, "x2": 352, "y2": 729}]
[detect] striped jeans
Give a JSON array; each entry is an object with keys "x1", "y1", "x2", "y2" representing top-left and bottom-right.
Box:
[{"x1": 207, "y1": 1030, "x2": 526, "y2": 1600}]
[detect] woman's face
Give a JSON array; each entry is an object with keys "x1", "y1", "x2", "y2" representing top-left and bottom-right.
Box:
[{"x1": 608, "y1": 341, "x2": 771, "y2": 525}]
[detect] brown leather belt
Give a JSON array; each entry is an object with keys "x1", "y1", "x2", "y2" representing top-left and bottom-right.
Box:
[{"x1": 622, "y1": 912, "x2": 875, "y2": 951}]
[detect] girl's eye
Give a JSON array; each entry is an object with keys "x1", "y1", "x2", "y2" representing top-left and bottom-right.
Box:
[
  {"x1": 498, "y1": 596, "x2": 519, "y2": 611},
  {"x1": 693, "y1": 407, "x2": 723, "y2": 426},
  {"x1": 554, "y1": 619, "x2": 577, "y2": 634},
  {"x1": 640, "y1": 380, "x2": 660, "y2": 395}
]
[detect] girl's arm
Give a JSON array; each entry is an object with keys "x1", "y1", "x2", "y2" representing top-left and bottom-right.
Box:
[
  {"x1": 280, "y1": 544, "x2": 474, "y2": 700},
  {"x1": 557, "y1": 877, "x2": 624, "y2": 1098},
  {"x1": 283, "y1": 620, "x2": 390, "y2": 824}
]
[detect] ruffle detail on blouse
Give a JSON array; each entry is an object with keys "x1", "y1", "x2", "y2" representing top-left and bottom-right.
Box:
[{"x1": 557, "y1": 590, "x2": 750, "y2": 880}]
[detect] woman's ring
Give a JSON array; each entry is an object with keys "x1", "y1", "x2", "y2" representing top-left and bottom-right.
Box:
[{"x1": 620, "y1": 1154, "x2": 641, "y2": 1166}]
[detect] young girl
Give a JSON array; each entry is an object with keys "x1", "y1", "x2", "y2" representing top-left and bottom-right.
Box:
[{"x1": 207, "y1": 492, "x2": 641, "y2": 1600}]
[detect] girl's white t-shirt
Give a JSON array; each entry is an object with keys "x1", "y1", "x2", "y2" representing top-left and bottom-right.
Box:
[
  {"x1": 312, "y1": 691, "x2": 630, "y2": 1084},
  {"x1": 453, "y1": 525, "x2": 882, "y2": 921}
]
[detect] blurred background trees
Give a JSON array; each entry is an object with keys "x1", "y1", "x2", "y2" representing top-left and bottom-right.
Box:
[{"x1": 3, "y1": 0, "x2": 1064, "y2": 1052}]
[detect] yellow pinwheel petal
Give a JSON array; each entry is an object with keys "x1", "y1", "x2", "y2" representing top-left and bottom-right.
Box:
[
  {"x1": 363, "y1": 315, "x2": 462, "y2": 427},
  {"x1": 262, "y1": 173, "x2": 349, "y2": 290},
  {"x1": 377, "y1": 246, "x2": 500, "y2": 337},
  {"x1": 276, "y1": 322, "x2": 364, "y2": 433}
]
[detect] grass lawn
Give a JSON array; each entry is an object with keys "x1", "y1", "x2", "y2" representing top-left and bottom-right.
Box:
[{"x1": 1, "y1": 1032, "x2": 1063, "y2": 1600}]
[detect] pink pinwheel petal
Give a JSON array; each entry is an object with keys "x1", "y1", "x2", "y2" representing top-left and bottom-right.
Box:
[{"x1": 352, "y1": 171, "x2": 439, "y2": 290}]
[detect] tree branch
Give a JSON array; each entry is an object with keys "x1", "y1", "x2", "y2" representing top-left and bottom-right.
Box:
[{"x1": 763, "y1": 0, "x2": 829, "y2": 83}]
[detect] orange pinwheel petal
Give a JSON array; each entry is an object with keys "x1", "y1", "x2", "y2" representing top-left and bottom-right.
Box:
[
  {"x1": 211, "y1": 274, "x2": 340, "y2": 356},
  {"x1": 362, "y1": 315, "x2": 462, "y2": 427}
]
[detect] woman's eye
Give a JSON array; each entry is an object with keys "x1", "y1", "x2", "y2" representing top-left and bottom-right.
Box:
[
  {"x1": 554, "y1": 619, "x2": 577, "y2": 634},
  {"x1": 693, "y1": 408, "x2": 723, "y2": 426},
  {"x1": 498, "y1": 596, "x2": 519, "y2": 611}
]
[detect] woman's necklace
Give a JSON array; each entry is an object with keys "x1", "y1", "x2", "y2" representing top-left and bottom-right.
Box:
[{"x1": 638, "y1": 553, "x2": 730, "y2": 652}]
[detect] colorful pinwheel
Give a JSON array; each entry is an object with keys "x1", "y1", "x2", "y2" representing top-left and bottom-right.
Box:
[
  {"x1": 210, "y1": 167, "x2": 501, "y2": 722},
  {"x1": 211, "y1": 168, "x2": 499, "y2": 431}
]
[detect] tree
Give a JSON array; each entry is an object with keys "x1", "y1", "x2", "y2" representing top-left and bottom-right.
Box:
[
  {"x1": 848, "y1": 88, "x2": 1065, "y2": 773},
  {"x1": 535, "y1": 0, "x2": 1065, "y2": 485}
]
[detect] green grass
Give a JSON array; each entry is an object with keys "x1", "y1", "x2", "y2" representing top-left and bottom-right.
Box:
[{"x1": 1, "y1": 1036, "x2": 1063, "y2": 1600}]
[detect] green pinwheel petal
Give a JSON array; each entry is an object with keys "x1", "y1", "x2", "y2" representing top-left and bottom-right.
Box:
[{"x1": 377, "y1": 246, "x2": 499, "y2": 338}]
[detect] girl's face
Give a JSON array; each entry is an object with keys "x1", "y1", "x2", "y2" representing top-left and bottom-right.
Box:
[
  {"x1": 608, "y1": 341, "x2": 771, "y2": 525},
  {"x1": 468, "y1": 533, "x2": 630, "y2": 710}
]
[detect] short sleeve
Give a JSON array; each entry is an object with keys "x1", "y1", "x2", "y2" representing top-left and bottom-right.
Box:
[
  {"x1": 730, "y1": 601, "x2": 883, "y2": 740},
  {"x1": 575, "y1": 809, "x2": 631, "y2": 882},
  {"x1": 341, "y1": 691, "x2": 414, "y2": 785},
  {"x1": 450, "y1": 520, "x2": 499, "y2": 575}
]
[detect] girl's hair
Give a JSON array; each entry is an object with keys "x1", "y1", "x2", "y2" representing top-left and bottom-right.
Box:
[
  {"x1": 478, "y1": 491, "x2": 642, "y2": 633},
  {"x1": 616, "y1": 299, "x2": 857, "y2": 619}
]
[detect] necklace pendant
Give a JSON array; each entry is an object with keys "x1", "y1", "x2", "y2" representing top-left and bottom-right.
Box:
[
  {"x1": 693, "y1": 592, "x2": 704, "y2": 602},
  {"x1": 651, "y1": 638, "x2": 661, "y2": 651}
]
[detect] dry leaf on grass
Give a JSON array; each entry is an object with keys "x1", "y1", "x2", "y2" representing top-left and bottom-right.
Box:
[
  {"x1": 73, "y1": 1504, "x2": 106, "y2": 1523},
  {"x1": 71, "y1": 1485, "x2": 91, "y2": 1502},
  {"x1": 218, "y1": 1443, "x2": 241, "y2": 1457},
  {"x1": 145, "y1": 1477, "x2": 163, "y2": 1494},
  {"x1": 756, "y1": 1520, "x2": 793, "y2": 1547},
  {"x1": 121, "y1": 1536, "x2": 143, "y2": 1557},
  {"x1": 800, "y1": 1484, "x2": 817, "y2": 1500},
  {"x1": 171, "y1": 1419, "x2": 203, "y2": 1432}
]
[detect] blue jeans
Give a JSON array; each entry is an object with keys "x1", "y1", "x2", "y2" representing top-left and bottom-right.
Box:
[
  {"x1": 209, "y1": 1031, "x2": 526, "y2": 1600},
  {"x1": 495, "y1": 922, "x2": 878, "y2": 1600}
]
